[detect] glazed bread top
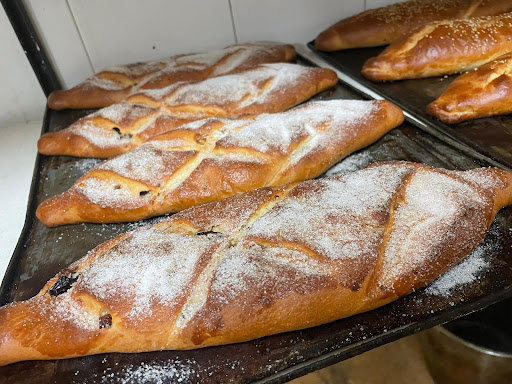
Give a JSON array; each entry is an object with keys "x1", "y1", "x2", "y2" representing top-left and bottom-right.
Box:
[
  {"x1": 362, "y1": 13, "x2": 512, "y2": 81},
  {"x1": 427, "y1": 52, "x2": 512, "y2": 123},
  {"x1": 315, "y1": 0, "x2": 512, "y2": 51}
]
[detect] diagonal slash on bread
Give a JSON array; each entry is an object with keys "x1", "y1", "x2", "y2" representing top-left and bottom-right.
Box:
[
  {"x1": 36, "y1": 99, "x2": 404, "y2": 226},
  {"x1": 48, "y1": 42, "x2": 296, "y2": 110},
  {"x1": 39, "y1": 63, "x2": 339, "y2": 158},
  {"x1": 315, "y1": 0, "x2": 512, "y2": 51},
  {"x1": 2, "y1": 162, "x2": 512, "y2": 365},
  {"x1": 362, "y1": 13, "x2": 512, "y2": 81}
]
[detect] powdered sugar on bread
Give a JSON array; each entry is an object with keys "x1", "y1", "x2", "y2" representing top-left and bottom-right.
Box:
[
  {"x1": 60, "y1": 100, "x2": 391, "y2": 218},
  {"x1": 51, "y1": 63, "x2": 336, "y2": 153},
  {"x1": 42, "y1": 163, "x2": 504, "y2": 329},
  {"x1": 4, "y1": 162, "x2": 510, "y2": 367}
]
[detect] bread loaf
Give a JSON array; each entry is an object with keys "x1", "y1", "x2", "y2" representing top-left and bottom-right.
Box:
[
  {"x1": 427, "y1": 52, "x2": 512, "y2": 123},
  {"x1": 2, "y1": 162, "x2": 512, "y2": 366},
  {"x1": 48, "y1": 43, "x2": 296, "y2": 110},
  {"x1": 362, "y1": 13, "x2": 512, "y2": 81},
  {"x1": 38, "y1": 63, "x2": 338, "y2": 158},
  {"x1": 36, "y1": 100, "x2": 404, "y2": 227},
  {"x1": 315, "y1": 0, "x2": 512, "y2": 51}
]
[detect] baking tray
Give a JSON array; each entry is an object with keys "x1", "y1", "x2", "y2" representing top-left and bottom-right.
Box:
[
  {"x1": 306, "y1": 42, "x2": 512, "y2": 171},
  {"x1": 1, "y1": 60, "x2": 512, "y2": 383}
]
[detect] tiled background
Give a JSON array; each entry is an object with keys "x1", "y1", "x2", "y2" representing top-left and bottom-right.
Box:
[{"x1": 0, "y1": 0, "x2": 400, "y2": 127}]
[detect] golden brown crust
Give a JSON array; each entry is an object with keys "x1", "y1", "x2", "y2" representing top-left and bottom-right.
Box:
[
  {"x1": 362, "y1": 13, "x2": 512, "y2": 81},
  {"x1": 38, "y1": 64, "x2": 338, "y2": 158},
  {"x1": 48, "y1": 88, "x2": 132, "y2": 110},
  {"x1": 47, "y1": 43, "x2": 296, "y2": 110},
  {"x1": 3, "y1": 162, "x2": 512, "y2": 366},
  {"x1": 314, "y1": 0, "x2": 512, "y2": 51},
  {"x1": 427, "y1": 52, "x2": 512, "y2": 123},
  {"x1": 35, "y1": 100, "x2": 404, "y2": 227}
]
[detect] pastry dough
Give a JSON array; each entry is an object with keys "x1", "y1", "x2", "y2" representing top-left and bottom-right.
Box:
[
  {"x1": 2, "y1": 162, "x2": 511, "y2": 365},
  {"x1": 48, "y1": 43, "x2": 296, "y2": 110},
  {"x1": 315, "y1": 0, "x2": 512, "y2": 51},
  {"x1": 38, "y1": 63, "x2": 338, "y2": 158},
  {"x1": 36, "y1": 100, "x2": 404, "y2": 226},
  {"x1": 427, "y1": 52, "x2": 512, "y2": 123},
  {"x1": 362, "y1": 13, "x2": 512, "y2": 81}
]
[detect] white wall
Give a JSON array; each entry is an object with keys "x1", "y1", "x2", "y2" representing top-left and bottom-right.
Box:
[
  {"x1": 231, "y1": 0, "x2": 363, "y2": 44},
  {"x1": 0, "y1": 6, "x2": 45, "y2": 128},
  {"x1": 23, "y1": 0, "x2": 93, "y2": 89},
  {"x1": 1, "y1": 0, "x2": 402, "y2": 127}
]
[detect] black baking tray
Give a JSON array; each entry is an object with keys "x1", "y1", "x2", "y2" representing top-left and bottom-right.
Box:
[
  {"x1": 307, "y1": 42, "x2": 512, "y2": 171},
  {"x1": 1, "y1": 61, "x2": 512, "y2": 383}
]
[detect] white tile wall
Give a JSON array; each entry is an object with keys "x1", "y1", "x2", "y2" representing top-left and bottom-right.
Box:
[
  {"x1": 24, "y1": 0, "x2": 93, "y2": 89},
  {"x1": 231, "y1": 0, "x2": 363, "y2": 44},
  {"x1": 0, "y1": 6, "x2": 45, "y2": 127},
  {"x1": 68, "y1": 0, "x2": 236, "y2": 72}
]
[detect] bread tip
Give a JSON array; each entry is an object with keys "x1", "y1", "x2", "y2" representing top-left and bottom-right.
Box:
[
  {"x1": 36, "y1": 198, "x2": 60, "y2": 227},
  {"x1": 314, "y1": 29, "x2": 341, "y2": 52},
  {"x1": 361, "y1": 56, "x2": 385, "y2": 82},
  {"x1": 425, "y1": 101, "x2": 440, "y2": 118},
  {"x1": 36, "y1": 192, "x2": 82, "y2": 227},
  {"x1": 283, "y1": 45, "x2": 298, "y2": 61},
  {"x1": 426, "y1": 102, "x2": 462, "y2": 124},
  {"x1": 47, "y1": 90, "x2": 67, "y2": 110},
  {"x1": 388, "y1": 101, "x2": 405, "y2": 125},
  {"x1": 323, "y1": 68, "x2": 339, "y2": 84},
  {"x1": 37, "y1": 132, "x2": 59, "y2": 156}
]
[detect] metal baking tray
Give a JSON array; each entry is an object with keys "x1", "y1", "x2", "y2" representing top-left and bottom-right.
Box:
[
  {"x1": 1, "y1": 58, "x2": 512, "y2": 383},
  {"x1": 306, "y1": 42, "x2": 512, "y2": 171}
]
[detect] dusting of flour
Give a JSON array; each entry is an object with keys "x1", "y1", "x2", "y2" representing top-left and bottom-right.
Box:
[{"x1": 426, "y1": 240, "x2": 496, "y2": 296}]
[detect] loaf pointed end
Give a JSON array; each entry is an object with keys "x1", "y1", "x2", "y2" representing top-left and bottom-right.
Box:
[
  {"x1": 361, "y1": 57, "x2": 389, "y2": 82},
  {"x1": 38, "y1": 132, "x2": 69, "y2": 156},
  {"x1": 38, "y1": 130, "x2": 130, "y2": 158},
  {"x1": 0, "y1": 301, "x2": 48, "y2": 366},
  {"x1": 314, "y1": 29, "x2": 342, "y2": 52},
  {"x1": 47, "y1": 90, "x2": 69, "y2": 110},
  {"x1": 426, "y1": 100, "x2": 469, "y2": 124},
  {"x1": 36, "y1": 192, "x2": 84, "y2": 227}
]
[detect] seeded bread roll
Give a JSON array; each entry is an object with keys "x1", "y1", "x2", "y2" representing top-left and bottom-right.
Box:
[
  {"x1": 2, "y1": 162, "x2": 512, "y2": 366},
  {"x1": 362, "y1": 13, "x2": 512, "y2": 81},
  {"x1": 315, "y1": 0, "x2": 512, "y2": 51},
  {"x1": 48, "y1": 42, "x2": 296, "y2": 110},
  {"x1": 427, "y1": 52, "x2": 512, "y2": 123},
  {"x1": 38, "y1": 63, "x2": 338, "y2": 158},
  {"x1": 36, "y1": 99, "x2": 404, "y2": 227}
]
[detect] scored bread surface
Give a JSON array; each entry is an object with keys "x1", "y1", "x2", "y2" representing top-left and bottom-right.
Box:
[
  {"x1": 315, "y1": 0, "x2": 512, "y2": 51},
  {"x1": 36, "y1": 99, "x2": 404, "y2": 226},
  {"x1": 2, "y1": 162, "x2": 512, "y2": 365},
  {"x1": 362, "y1": 13, "x2": 512, "y2": 81},
  {"x1": 427, "y1": 52, "x2": 512, "y2": 123},
  {"x1": 38, "y1": 63, "x2": 339, "y2": 158},
  {"x1": 47, "y1": 42, "x2": 296, "y2": 110}
]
